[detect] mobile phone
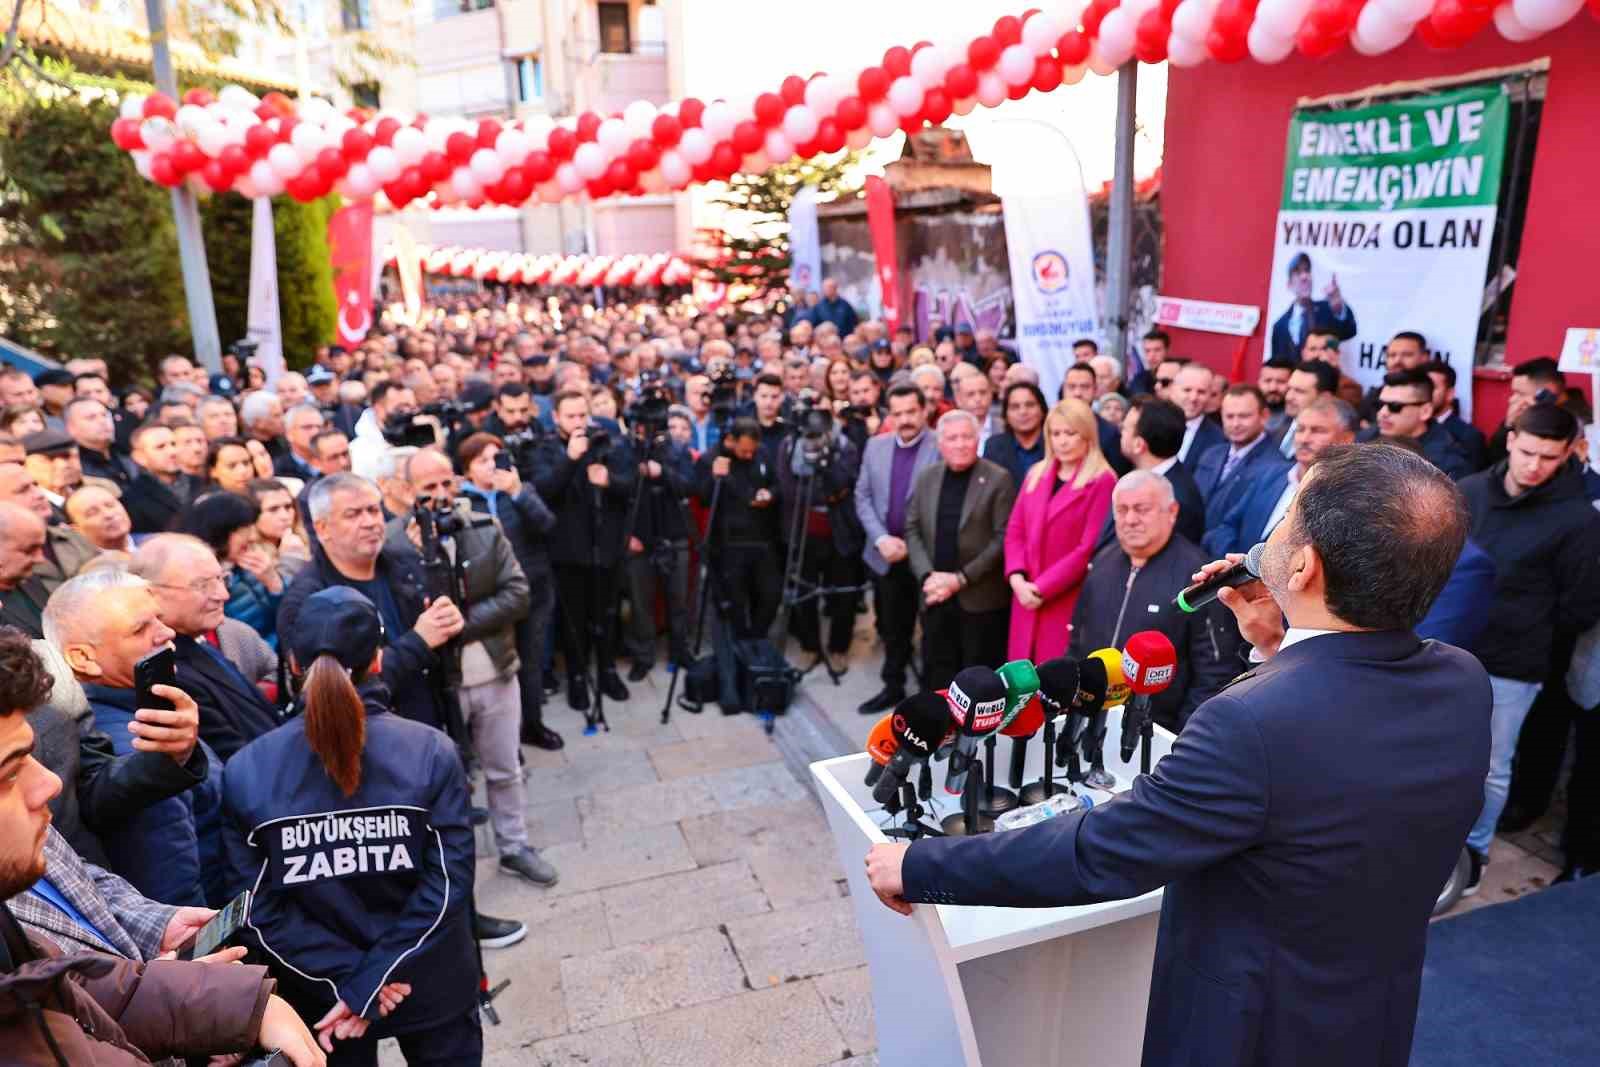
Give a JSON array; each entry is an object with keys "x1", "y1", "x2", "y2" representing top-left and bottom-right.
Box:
[
  {"x1": 494, "y1": 450, "x2": 513, "y2": 471},
  {"x1": 238, "y1": 1052, "x2": 289, "y2": 1067},
  {"x1": 177, "y1": 889, "x2": 252, "y2": 960},
  {"x1": 133, "y1": 647, "x2": 177, "y2": 712}
]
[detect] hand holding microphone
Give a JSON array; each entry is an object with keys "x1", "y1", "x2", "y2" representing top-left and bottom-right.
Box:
[
  {"x1": 1119, "y1": 631, "x2": 1178, "y2": 770},
  {"x1": 1183, "y1": 542, "x2": 1285, "y2": 656}
]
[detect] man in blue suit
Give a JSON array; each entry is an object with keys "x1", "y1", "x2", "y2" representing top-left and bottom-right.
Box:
[
  {"x1": 866, "y1": 442, "x2": 1491, "y2": 1067},
  {"x1": 1191, "y1": 384, "x2": 1289, "y2": 528},
  {"x1": 1269, "y1": 251, "x2": 1357, "y2": 363},
  {"x1": 1204, "y1": 396, "x2": 1355, "y2": 557}
]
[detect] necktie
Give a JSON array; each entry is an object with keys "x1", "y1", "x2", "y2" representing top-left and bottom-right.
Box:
[{"x1": 1221, "y1": 449, "x2": 1243, "y2": 483}]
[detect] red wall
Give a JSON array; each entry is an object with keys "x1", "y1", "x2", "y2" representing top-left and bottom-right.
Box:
[{"x1": 1160, "y1": 22, "x2": 1600, "y2": 432}]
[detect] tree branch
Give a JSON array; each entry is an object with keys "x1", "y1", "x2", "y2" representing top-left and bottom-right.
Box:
[{"x1": 1, "y1": 0, "x2": 28, "y2": 71}]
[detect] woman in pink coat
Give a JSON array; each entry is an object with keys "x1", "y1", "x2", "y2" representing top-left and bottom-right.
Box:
[{"x1": 1004, "y1": 397, "x2": 1115, "y2": 663}]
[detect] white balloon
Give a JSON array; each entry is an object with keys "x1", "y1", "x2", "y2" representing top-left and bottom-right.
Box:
[
  {"x1": 290, "y1": 122, "x2": 329, "y2": 156},
  {"x1": 131, "y1": 150, "x2": 153, "y2": 180},
  {"x1": 783, "y1": 105, "x2": 820, "y2": 144},
  {"x1": 701, "y1": 100, "x2": 737, "y2": 141},
  {"x1": 250, "y1": 160, "x2": 285, "y2": 197},
  {"x1": 140, "y1": 118, "x2": 177, "y2": 153},
  {"x1": 1166, "y1": 34, "x2": 1210, "y2": 66},
  {"x1": 1022, "y1": 10, "x2": 1065, "y2": 54},
  {"x1": 235, "y1": 176, "x2": 261, "y2": 199},
  {"x1": 952, "y1": 95, "x2": 979, "y2": 116},
  {"x1": 451, "y1": 169, "x2": 482, "y2": 200},
  {"x1": 268, "y1": 142, "x2": 302, "y2": 180},
  {"x1": 1171, "y1": 0, "x2": 1218, "y2": 40},
  {"x1": 391, "y1": 125, "x2": 426, "y2": 166},
  {"x1": 1248, "y1": 22, "x2": 1297, "y2": 62},
  {"x1": 846, "y1": 126, "x2": 875, "y2": 149},
  {"x1": 887, "y1": 76, "x2": 924, "y2": 117},
  {"x1": 1494, "y1": 1, "x2": 1546, "y2": 38},
  {"x1": 976, "y1": 72, "x2": 1008, "y2": 109},
  {"x1": 804, "y1": 73, "x2": 844, "y2": 114},
  {"x1": 556, "y1": 161, "x2": 585, "y2": 193},
  {"x1": 1352, "y1": 3, "x2": 1415, "y2": 52},
  {"x1": 868, "y1": 102, "x2": 900, "y2": 138},
  {"x1": 597, "y1": 118, "x2": 631, "y2": 156},
  {"x1": 638, "y1": 167, "x2": 666, "y2": 193},
  {"x1": 574, "y1": 141, "x2": 608, "y2": 180},
  {"x1": 495, "y1": 128, "x2": 531, "y2": 166},
  {"x1": 522, "y1": 114, "x2": 555, "y2": 145},
  {"x1": 299, "y1": 97, "x2": 335, "y2": 124},
  {"x1": 470, "y1": 147, "x2": 504, "y2": 184},
  {"x1": 1512, "y1": 0, "x2": 1583, "y2": 32},
  {"x1": 217, "y1": 85, "x2": 259, "y2": 113},
  {"x1": 1056, "y1": 0, "x2": 1090, "y2": 25},
  {"x1": 658, "y1": 150, "x2": 690, "y2": 187},
  {"x1": 345, "y1": 162, "x2": 378, "y2": 197},
  {"x1": 196, "y1": 123, "x2": 229, "y2": 157},
  {"x1": 174, "y1": 104, "x2": 209, "y2": 136},
  {"x1": 1096, "y1": 10, "x2": 1137, "y2": 62},
  {"x1": 1373, "y1": 0, "x2": 1434, "y2": 22},
  {"x1": 1061, "y1": 63, "x2": 1088, "y2": 85},
  {"x1": 367, "y1": 146, "x2": 401, "y2": 182},
  {"x1": 910, "y1": 45, "x2": 943, "y2": 87},
  {"x1": 764, "y1": 128, "x2": 795, "y2": 162},
  {"x1": 120, "y1": 94, "x2": 147, "y2": 120},
  {"x1": 624, "y1": 99, "x2": 658, "y2": 140},
  {"x1": 1255, "y1": 0, "x2": 1317, "y2": 39},
  {"x1": 678, "y1": 128, "x2": 713, "y2": 165},
  {"x1": 742, "y1": 150, "x2": 771, "y2": 173},
  {"x1": 997, "y1": 44, "x2": 1035, "y2": 87},
  {"x1": 1086, "y1": 45, "x2": 1121, "y2": 77}
]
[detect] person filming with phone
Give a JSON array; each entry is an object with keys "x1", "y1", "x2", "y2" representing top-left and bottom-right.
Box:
[{"x1": 222, "y1": 586, "x2": 481, "y2": 1065}]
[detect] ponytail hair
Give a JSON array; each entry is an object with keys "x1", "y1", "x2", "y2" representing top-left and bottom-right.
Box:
[{"x1": 302, "y1": 653, "x2": 367, "y2": 796}]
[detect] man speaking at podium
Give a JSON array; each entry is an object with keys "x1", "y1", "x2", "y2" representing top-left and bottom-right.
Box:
[{"x1": 865, "y1": 444, "x2": 1491, "y2": 1067}]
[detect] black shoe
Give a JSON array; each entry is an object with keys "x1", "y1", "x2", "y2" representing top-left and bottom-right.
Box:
[
  {"x1": 857, "y1": 687, "x2": 905, "y2": 714},
  {"x1": 1555, "y1": 861, "x2": 1600, "y2": 884},
  {"x1": 521, "y1": 724, "x2": 564, "y2": 751},
  {"x1": 1463, "y1": 847, "x2": 1488, "y2": 898},
  {"x1": 600, "y1": 671, "x2": 630, "y2": 702},
  {"x1": 627, "y1": 661, "x2": 652, "y2": 682},
  {"x1": 541, "y1": 675, "x2": 559, "y2": 697},
  {"x1": 474, "y1": 912, "x2": 527, "y2": 949},
  {"x1": 567, "y1": 676, "x2": 589, "y2": 711},
  {"x1": 678, "y1": 695, "x2": 704, "y2": 714},
  {"x1": 1496, "y1": 802, "x2": 1544, "y2": 834},
  {"x1": 499, "y1": 848, "x2": 559, "y2": 887}
]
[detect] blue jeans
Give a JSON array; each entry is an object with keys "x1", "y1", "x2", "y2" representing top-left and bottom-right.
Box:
[{"x1": 1467, "y1": 675, "x2": 1543, "y2": 852}]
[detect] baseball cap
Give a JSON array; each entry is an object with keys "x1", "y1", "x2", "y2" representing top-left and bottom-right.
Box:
[
  {"x1": 22, "y1": 429, "x2": 76, "y2": 456},
  {"x1": 288, "y1": 587, "x2": 385, "y2": 672},
  {"x1": 209, "y1": 374, "x2": 238, "y2": 398},
  {"x1": 459, "y1": 380, "x2": 495, "y2": 413},
  {"x1": 306, "y1": 365, "x2": 337, "y2": 386},
  {"x1": 34, "y1": 369, "x2": 74, "y2": 388}
]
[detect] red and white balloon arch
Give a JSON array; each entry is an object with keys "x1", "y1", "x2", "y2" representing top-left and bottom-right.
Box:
[
  {"x1": 109, "y1": 0, "x2": 1596, "y2": 209},
  {"x1": 393, "y1": 247, "x2": 696, "y2": 288}
]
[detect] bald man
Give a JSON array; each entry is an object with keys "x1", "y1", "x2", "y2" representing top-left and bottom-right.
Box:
[{"x1": 0, "y1": 502, "x2": 50, "y2": 636}]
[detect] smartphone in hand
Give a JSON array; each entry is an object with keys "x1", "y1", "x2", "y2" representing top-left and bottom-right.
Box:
[{"x1": 134, "y1": 647, "x2": 177, "y2": 712}]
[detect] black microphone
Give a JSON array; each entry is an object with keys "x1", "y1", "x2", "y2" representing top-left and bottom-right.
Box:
[
  {"x1": 1057, "y1": 656, "x2": 1107, "y2": 770},
  {"x1": 1175, "y1": 541, "x2": 1266, "y2": 613},
  {"x1": 872, "y1": 692, "x2": 950, "y2": 806}
]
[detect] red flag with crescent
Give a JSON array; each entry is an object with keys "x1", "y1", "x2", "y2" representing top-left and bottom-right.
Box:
[
  {"x1": 864, "y1": 176, "x2": 901, "y2": 334},
  {"x1": 328, "y1": 202, "x2": 375, "y2": 346}
]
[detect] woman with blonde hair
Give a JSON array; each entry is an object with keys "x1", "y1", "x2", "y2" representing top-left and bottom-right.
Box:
[{"x1": 1003, "y1": 397, "x2": 1116, "y2": 663}]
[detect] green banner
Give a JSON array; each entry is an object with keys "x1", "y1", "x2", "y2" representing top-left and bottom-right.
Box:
[{"x1": 1280, "y1": 85, "x2": 1509, "y2": 213}]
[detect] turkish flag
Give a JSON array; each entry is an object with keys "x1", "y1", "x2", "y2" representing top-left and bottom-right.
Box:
[
  {"x1": 328, "y1": 202, "x2": 375, "y2": 346},
  {"x1": 864, "y1": 176, "x2": 901, "y2": 334}
]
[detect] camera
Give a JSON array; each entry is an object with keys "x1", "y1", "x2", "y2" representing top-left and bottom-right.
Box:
[
  {"x1": 502, "y1": 423, "x2": 542, "y2": 469},
  {"x1": 789, "y1": 389, "x2": 835, "y2": 439},
  {"x1": 382, "y1": 410, "x2": 436, "y2": 448},
  {"x1": 585, "y1": 425, "x2": 613, "y2": 466},
  {"x1": 632, "y1": 372, "x2": 674, "y2": 436},
  {"x1": 709, "y1": 363, "x2": 742, "y2": 421},
  {"x1": 414, "y1": 496, "x2": 469, "y2": 540}
]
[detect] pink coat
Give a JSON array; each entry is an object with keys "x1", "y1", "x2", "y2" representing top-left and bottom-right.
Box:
[{"x1": 1004, "y1": 467, "x2": 1115, "y2": 663}]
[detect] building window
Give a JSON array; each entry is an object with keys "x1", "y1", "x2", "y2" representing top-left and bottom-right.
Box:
[
  {"x1": 352, "y1": 82, "x2": 381, "y2": 110},
  {"x1": 340, "y1": 0, "x2": 370, "y2": 31},
  {"x1": 513, "y1": 56, "x2": 543, "y2": 104},
  {"x1": 597, "y1": 2, "x2": 631, "y2": 53},
  {"x1": 433, "y1": 0, "x2": 493, "y2": 18}
]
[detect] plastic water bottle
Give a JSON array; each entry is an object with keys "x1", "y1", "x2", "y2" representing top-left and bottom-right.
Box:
[{"x1": 994, "y1": 790, "x2": 1094, "y2": 831}]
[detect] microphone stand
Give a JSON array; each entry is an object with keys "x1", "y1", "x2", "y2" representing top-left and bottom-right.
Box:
[
  {"x1": 1081, "y1": 708, "x2": 1116, "y2": 790},
  {"x1": 883, "y1": 779, "x2": 943, "y2": 841},
  {"x1": 981, "y1": 734, "x2": 1018, "y2": 815},
  {"x1": 1022, "y1": 713, "x2": 1072, "y2": 805},
  {"x1": 941, "y1": 759, "x2": 995, "y2": 836}
]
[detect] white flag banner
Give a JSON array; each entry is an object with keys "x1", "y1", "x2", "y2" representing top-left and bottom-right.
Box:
[
  {"x1": 1002, "y1": 192, "x2": 1099, "y2": 407},
  {"x1": 246, "y1": 197, "x2": 285, "y2": 385},
  {"x1": 788, "y1": 187, "x2": 822, "y2": 296}
]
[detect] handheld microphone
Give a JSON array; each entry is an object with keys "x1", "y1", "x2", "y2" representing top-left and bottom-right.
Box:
[
  {"x1": 1174, "y1": 541, "x2": 1266, "y2": 613},
  {"x1": 942, "y1": 666, "x2": 1007, "y2": 797},
  {"x1": 1119, "y1": 630, "x2": 1178, "y2": 766},
  {"x1": 872, "y1": 692, "x2": 952, "y2": 806},
  {"x1": 863, "y1": 713, "x2": 896, "y2": 790}
]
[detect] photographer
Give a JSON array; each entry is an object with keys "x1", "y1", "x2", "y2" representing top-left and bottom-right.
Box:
[
  {"x1": 621, "y1": 382, "x2": 696, "y2": 680},
  {"x1": 349, "y1": 382, "x2": 417, "y2": 481},
  {"x1": 776, "y1": 394, "x2": 865, "y2": 672},
  {"x1": 750, "y1": 372, "x2": 789, "y2": 470},
  {"x1": 840, "y1": 370, "x2": 884, "y2": 452},
  {"x1": 527, "y1": 390, "x2": 638, "y2": 711}
]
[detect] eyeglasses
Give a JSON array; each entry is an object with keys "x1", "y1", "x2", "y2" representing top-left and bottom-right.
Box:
[
  {"x1": 155, "y1": 574, "x2": 227, "y2": 594},
  {"x1": 1155, "y1": 377, "x2": 1178, "y2": 387},
  {"x1": 1379, "y1": 400, "x2": 1426, "y2": 413}
]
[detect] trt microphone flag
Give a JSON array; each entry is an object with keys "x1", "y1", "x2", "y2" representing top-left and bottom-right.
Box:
[{"x1": 246, "y1": 197, "x2": 285, "y2": 385}]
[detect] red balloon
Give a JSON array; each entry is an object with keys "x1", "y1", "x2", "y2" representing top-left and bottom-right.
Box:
[
  {"x1": 383, "y1": 181, "x2": 412, "y2": 209},
  {"x1": 1057, "y1": 30, "x2": 1091, "y2": 65},
  {"x1": 586, "y1": 177, "x2": 614, "y2": 200},
  {"x1": 501, "y1": 165, "x2": 532, "y2": 202},
  {"x1": 285, "y1": 173, "x2": 319, "y2": 202},
  {"x1": 401, "y1": 167, "x2": 430, "y2": 200},
  {"x1": 1135, "y1": 12, "x2": 1171, "y2": 62},
  {"x1": 922, "y1": 88, "x2": 953, "y2": 124},
  {"x1": 967, "y1": 36, "x2": 1001, "y2": 70},
  {"x1": 815, "y1": 118, "x2": 846, "y2": 153},
  {"x1": 1294, "y1": 22, "x2": 1344, "y2": 56},
  {"x1": 992, "y1": 15, "x2": 1024, "y2": 46},
  {"x1": 835, "y1": 96, "x2": 867, "y2": 130},
  {"x1": 476, "y1": 118, "x2": 502, "y2": 149},
  {"x1": 1206, "y1": 26, "x2": 1250, "y2": 62},
  {"x1": 243, "y1": 124, "x2": 277, "y2": 159},
  {"x1": 780, "y1": 75, "x2": 808, "y2": 106},
  {"x1": 110, "y1": 117, "x2": 143, "y2": 150},
  {"x1": 732, "y1": 120, "x2": 764, "y2": 154},
  {"x1": 524, "y1": 149, "x2": 555, "y2": 183},
  {"x1": 944, "y1": 63, "x2": 978, "y2": 99},
  {"x1": 857, "y1": 66, "x2": 891, "y2": 101},
  {"x1": 690, "y1": 161, "x2": 716, "y2": 184},
  {"x1": 678, "y1": 97, "x2": 705, "y2": 128},
  {"x1": 1306, "y1": 0, "x2": 1354, "y2": 36},
  {"x1": 417, "y1": 151, "x2": 449, "y2": 182},
  {"x1": 606, "y1": 158, "x2": 636, "y2": 189},
  {"x1": 652, "y1": 113, "x2": 683, "y2": 146},
  {"x1": 316, "y1": 147, "x2": 348, "y2": 182},
  {"x1": 1006, "y1": 79, "x2": 1030, "y2": 101},
  {"x1": 261, "y1": 92, "x2": 293, "y2": 116},
  {"x1": 149, "y1": 154, "x2": 181, "y2": 187},
  {"x1": 142, "y1": 93, "x2": 177, "y2": 120},
  {"x1": 254, "y1": 101, "x2": 277, "y2": 121},
  {"x1": 1210, "y1": 0, "x2": 1255, "y2": 39},
  {"x1": 218, "y1": 145, "x2": 249, "y2": 176},
  {"x1": 1031, "y1": 56, "x2": 1064, "y2": 92},
  {"x1": 1160, "y1": 0, "x2": 1184, "y2": 16},
  {"x1": 200, "y1": 159, "x2": 232, "y2": 191},
  {"x1": 575, "y1": 111, "x2": 602, "y2": 142},
  {"x1": 1413, "y1": 15, "x2": 1450, "y2": 47},
  {"x1": 711, "y1": 142, "x2": 740, "y2": 175},
  {"x1": 899, "y1": 112, "x2": 924, "y2": 135},
  {"x1": 1082, "y1": 0, "x2": 1114, "y2": 37},
  {"x1": 1430, "y1": 0, "x2": 1492, "y2": 41},
  {"x1": 445, "y1": 131, "x2": 476, "y2": 163},
  {"x1": 373, "y1": 117, "x2": 401, "y2": 146},
  {"x1": 547, "y1": 126, "x2": 577, "y2": 161},
  {"x1": 341, "y1": 126, "x2": 374, "y2": 160},
  {"x1": 1589, "y1": 0, "x2": 1599, "y2": 19},
  {"x1": 882, "y1": 45, "x2": 913, "y2": 78},
  {"x1": 628, "y1": 138, "x2": 661, "y2": 172},
  {"x1": 754, "y1": 92, "x2": 786, "y2": 128},
  {"x1": 171, "y1": 141, "x2": 206, "y2": 174},
  {"x1": 181, "y1": 88, "x2": 214, "y2": 107},
  {"x1": 276, "y1": 116, "x2": 299, "y2": 144}
]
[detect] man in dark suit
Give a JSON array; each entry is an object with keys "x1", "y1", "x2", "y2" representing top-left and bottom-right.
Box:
[
  {"x1": 1109, "y1": 398, "x2": 1205, "y2": 548},
  {"x1": 1191, "y1": 384, "x2": 1290, "y2": 528},
  {"x1": 1169, "y1": 363, "x2": 1225, "y2": 464},
  {"x1": 1427, "y1": 360, "x2": 1487, "y2": 472},
  {"x1": 1269, "y1": 251, "x2": 1357, "y2": 363},
  {"x1": 867, "y1": 442, "x2": 1490, "y2": 1067},
  {"x1": 123, "y1": 423, "x2": 195, "y2": 535},
  {"x1": 1355, "y1": 368, "x2": 1474, "y2": 481},
  {"x1": 905, "y1": 410, "x2": 1016, "y2": 692}
]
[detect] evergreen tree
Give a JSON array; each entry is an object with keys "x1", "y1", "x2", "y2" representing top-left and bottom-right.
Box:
[{"x1": 700, "y1": 152, "x2": 863, "y2": 294}]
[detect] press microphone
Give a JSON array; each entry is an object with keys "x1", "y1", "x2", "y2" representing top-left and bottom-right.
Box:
[
  {"x1": 872, "y1": 692, "x2": 952, "y2": 806},
  {"x1": 1119, "y1": 630, "x2": 1178, "y2": 767},
  {"x1": 1175, "y1": 541, "x2": 1266, "y2": 613},
  {"x1": 982, "y1": 660, "x2": 1038, "y2": 813},
  {"x1": 942, "y1": 666, "x2": 1007, "y2": 797},
  {"x1": 863, "y1": 713, "x2": 896, "y2": 790},
  {"x1": 1022, "y1": 656, "x2": 1078, "y2": 803},
  {"x1": 1079, "y1": 648, "x2": 1125, "y2": 789},
  {"x1": 1001, "y1": 695, "x2": 1044, "y2": 790}
]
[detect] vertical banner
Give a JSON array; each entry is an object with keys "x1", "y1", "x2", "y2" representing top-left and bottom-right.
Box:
[
  {"x1": 328, "y1": 201, "x2": 375, "y2": 348},
  {"x1": 1266, "y1": 85, "x2": 1509, "y2": 420},
  {"x1": 1001, "y1": 192, "x2": 1100, "y2": 406},
  {"x1": 246, "y1": 197, "x2": 285, "y2": 384},
  {"x1": 788, "y1": 186, "x2": 822, "y2": 296},
  {"x1": 864, "y1": 176, "x2": 901, "y2": 334},
  {"x1": 392, "y1": 223, "x2": 423, "y2": 324}
]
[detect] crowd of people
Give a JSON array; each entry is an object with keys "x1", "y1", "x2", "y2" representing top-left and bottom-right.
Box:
[{"x1": 1, "y1": 278, "x2": 1597, "y2": 1064}]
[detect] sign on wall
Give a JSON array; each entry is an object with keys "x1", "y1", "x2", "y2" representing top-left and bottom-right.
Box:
[
  {"x1": 1002, "y1": 191, "x2": 1100, "y2": 406},
  {"x1": 1265, "y1": 84, "x2": 1509, "y2": 419}
]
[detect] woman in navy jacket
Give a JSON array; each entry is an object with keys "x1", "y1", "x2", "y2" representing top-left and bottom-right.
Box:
[{"x1": 222, "y1": 586, "x2": 480, "y2": 1065}]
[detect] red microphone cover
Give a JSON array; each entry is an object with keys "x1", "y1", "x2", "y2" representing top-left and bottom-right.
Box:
[
  {"x1": 866, "y1": 713, "x2": 898, "y2": 765},
  {"x1": 1122, "y1": 630, "x2": 1178, "y2": 696},
  {"x1": 1000, "y1": 694, "x2": 1045, "y2": 738}
]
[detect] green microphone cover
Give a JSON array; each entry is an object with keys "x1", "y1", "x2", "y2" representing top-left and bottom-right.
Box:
[{"x1": 995, "y1": 659, "x2": 1041, "y2": 731}]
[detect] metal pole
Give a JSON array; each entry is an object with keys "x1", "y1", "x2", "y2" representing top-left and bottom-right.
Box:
[
  {"x1": 1105, "y1": 61, "x2": 1138, "y2": 369},
  {"x1": 144, "y1": 0, "x2": 222, "y2": 374}
]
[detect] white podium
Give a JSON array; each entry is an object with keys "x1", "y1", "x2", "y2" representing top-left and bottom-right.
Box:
[{"x1": 811, "y1": 707, "x2": 1176, "y2": 1067}]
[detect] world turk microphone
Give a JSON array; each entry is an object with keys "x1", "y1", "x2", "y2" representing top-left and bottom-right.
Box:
[
  {"x1": 1175, "y1": 541, "x2": 1266, "y2": 613},
  {"x1": 1119, "y1": 630, "x2": 1178, "y2": 767},
  {"x1": 872, "y1": 692, "x2": 953, "y2": 806},
  {"x1": 943, "y1": 666, "x2": 1008, "y2": 797}
]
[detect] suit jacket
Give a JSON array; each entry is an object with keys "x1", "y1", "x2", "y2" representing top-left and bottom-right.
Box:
[
  {"x1": 1269, "y1": 298, "x2": 1357, "y2": 362},
  {"x1": 1438, "y1": 413, "x2": 1488, "y2": 473},
  {"x1": 6, "y1": 828, "x2": 174, "y2": 962},
  {"x1": 1097, "y1": 415, "x2": 1131, "y2": 476},
  {"x1": 172, "y1": 634, "x2": 282, "y2": 763},
  {"x1": 902, "y1": 630, "x2": 1490, "y2": 1067},
  {"x1": 1204, "y1": 463, "x2": 1294, "y2": 558},
  {"x1": 854, "y1": 429, "x2": 941, "y2": 575},
  {"x1": 1416, "y1": 538, "x2": 1495, "y2": 650},
  {"x1": 35, "y1": 525, "x2": 99, "y2": 596},
  {"x1": 1355, "y1": 423, "x2": 1475, "y2": 482},
  {"x1": 0, "y1": 578, "x2": 48, "y2": 637},
  {"x1": 905, "y1": 458, "x2": 1016, "y2": 613},
  {"x1": 1191, "y1": 436, "x2": 1292, "y2": 528},
  {"x1": 123, "y1": 470, "x2": 192, "y2": 535},
  {"x1": 1179, "y1": 417, "x2": 1225, "y2": 465}
]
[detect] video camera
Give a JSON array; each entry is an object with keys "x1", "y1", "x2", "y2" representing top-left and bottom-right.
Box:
[
  {"x1": 708, "y1": 363, "x2": 743, "y2": 423},
  {"x1": 584, "y1": 425, "x2": 614, "y2": 466},
  {"x1": 631, "y1": 370, "x2": 674, "y2": 438},
  {"x1": 382, "y1": 400, "x2": 472, "y2": 447},
  {"x1": 502, "y1": 422, "x2": 543, "y2": 469}
]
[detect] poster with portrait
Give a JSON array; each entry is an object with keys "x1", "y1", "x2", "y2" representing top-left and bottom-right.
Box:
[
  {"x1": 1265, "y1": 85, "x2": 1509, "y2": 420},
  {"x1": 1003, "y1": 191, "x2": 1099, "y2": 406}
]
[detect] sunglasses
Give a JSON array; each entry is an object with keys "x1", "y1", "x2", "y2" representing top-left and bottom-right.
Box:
[
  {"x1": 1379, "y1": 399, "x2": 1426, "y2": 413},
  {"x1": 1156, "y1": 377, "x2": 1178, "y2": 387}
]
